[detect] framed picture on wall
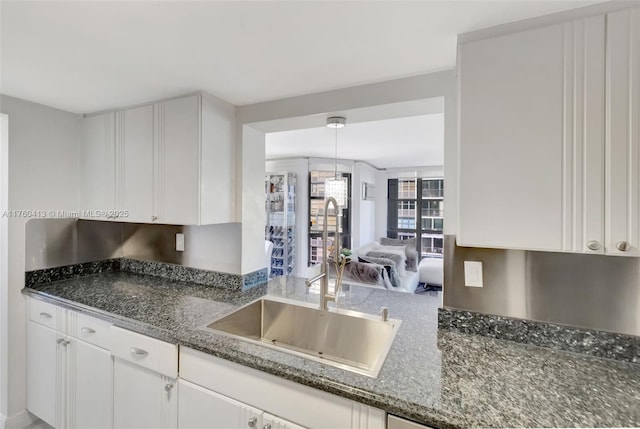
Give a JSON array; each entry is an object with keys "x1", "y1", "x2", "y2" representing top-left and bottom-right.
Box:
[{"x1": 362, "y1": 182, "x2": 375, "y2": 201}]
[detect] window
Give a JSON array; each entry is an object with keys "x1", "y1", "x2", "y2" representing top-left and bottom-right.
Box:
[{"x1": 388, "y1": 178, "x2": 444, "y2": 258}]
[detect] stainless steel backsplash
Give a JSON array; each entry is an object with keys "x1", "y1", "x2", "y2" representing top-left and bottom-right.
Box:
[
  {"x1": 25, "y1": 219, "x2": 242, "y2": 274},
  {"x1": 444, "y1": 235, "x2": 640, "y2": 336}
]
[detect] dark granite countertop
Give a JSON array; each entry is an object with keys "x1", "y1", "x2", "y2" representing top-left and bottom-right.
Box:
[{"x1": 23, "y1": 272, "x2": 640, "y2": 428}]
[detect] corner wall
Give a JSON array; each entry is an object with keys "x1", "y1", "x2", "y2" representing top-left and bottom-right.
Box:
[{"x1": 0, "y1": 95, "x2": 80, "y2": 424}]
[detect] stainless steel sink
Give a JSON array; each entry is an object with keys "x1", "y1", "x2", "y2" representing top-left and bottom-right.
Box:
[{"x1": 206, "y1": 297, "x2": 401, "y2": 378}]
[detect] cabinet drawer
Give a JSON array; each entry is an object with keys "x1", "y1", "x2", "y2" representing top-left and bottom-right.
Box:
[
  {"x1": 71, "y1": 312, "x2": 112, "y2": 350},
  {"x1": 28, "y1": 298, "x2": 61, "y2": 330},
  {"x1": 110, "y1": 326, "x2": 177, "y2": 378}
]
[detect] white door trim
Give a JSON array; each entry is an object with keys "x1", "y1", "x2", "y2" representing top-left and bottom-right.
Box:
[{"x1": 0, "y1": 113, "x2": 8, "y2": 429}]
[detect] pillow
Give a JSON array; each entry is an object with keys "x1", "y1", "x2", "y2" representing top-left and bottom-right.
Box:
[
  {"x1": 344, "y1": 261, "x2": 384, "y2": 285},
  {"x1": 365, "y1": 247, "x2": 407, "y2": 276},
  {"x1": 379, "y1": 238, "x2": 419, "y2": 272},
  {"x1": 359, "y1": 256, "x2": 400, "y2": 288}
]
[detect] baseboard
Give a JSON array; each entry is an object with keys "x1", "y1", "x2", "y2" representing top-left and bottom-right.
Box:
[{"x1": 4, "y1": 411, "x2": 36, "y2": 429}]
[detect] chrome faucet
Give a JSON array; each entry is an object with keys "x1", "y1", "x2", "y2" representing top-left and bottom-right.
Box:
[{"x1": 305, "y1": 197, "x2": 341, "y2": 311}]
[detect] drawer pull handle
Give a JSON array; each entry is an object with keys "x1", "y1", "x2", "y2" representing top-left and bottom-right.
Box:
[
  {"x1": 39, "y1": 312, "x2": 52, "y2": 319},
  {"x1": 248, "y1": 417, "x2": 257, "y2": 427},
  {"x1": 130, "y1": 347, "x2": 149, "y2": 357},
  {"x1": 80, "y1": 327, "x2": 96, "y2": 334},
  {"x1": 586, "y1": 240, "x2": 601, "y2": 251},
  {"x1": 617, "y1": 241, "x2": 631, "y2": 252}
]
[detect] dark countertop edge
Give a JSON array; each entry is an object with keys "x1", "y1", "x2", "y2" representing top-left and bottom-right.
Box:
[{"x1": 22, "y1": 287, "x2": 470, "y2": 429}]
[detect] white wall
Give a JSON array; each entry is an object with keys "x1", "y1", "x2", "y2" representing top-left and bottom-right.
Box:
[
  {"x1": 375, "y1": 169, "x2": 388, "y2": 241},
  {"x1": 240, "y1": 125, "x2": 267, "y2": 274},
  {"x1": 238, "y1": 71, "x2": 457, "y2": 274},
  {"x1": 0, "y1": 95, "x2": 80, "y2": 426},
  {"x1": 352, "y1": 162, "x2": 378, "y2": 249}
]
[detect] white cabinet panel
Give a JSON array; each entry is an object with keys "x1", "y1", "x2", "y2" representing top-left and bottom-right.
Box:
[
  {"x1": 459, "y1": 22, "x2": 566, "y2": 251},
  {"x1": 606, "y1": 8, "x2": 640, "y2": 256},
  {"x1": 26, "y1": 321, "x2": 60, "y2": 428},
  {"x1": 155, "y1": 95, "x2": 200, "y2": 225},
  {"x1": 110, "y1": 325, "x2": 178, "y2": 378},
  {"x1": 79, "y1": 92, "x2": 235, "y2": 225},
  {"x1": 118, "y1": 104, "x2": 154, "y2": 223},
  {"x1": 458, "y1": 15, "x2": 606, "y2": 252},
  {"x1": 69, "y1": 339, "x2": 113, "y2": 429},
  {"x1": 26, "y1": 300, "x2": 114, "y2": 429},
  {"x1": 178, "y1": 380, "x2": 263, "y2": 429},
  {"x1": 113, "y1": 358, "x2": 177, "y2": 429},
  {"x1": 180, "y1": 347, "x2": 385, "y2": 429},
  {"x1": 80, "y1": 112, "x2": 116, "y2": 220},
  {"x1": 263, "y1": 413, "x2": 306, "y2": 429}
]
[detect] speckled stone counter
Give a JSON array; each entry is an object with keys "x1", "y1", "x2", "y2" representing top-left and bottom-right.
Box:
[{"x1": 23, "y1": 272, "x2": 640, "y2": 428}]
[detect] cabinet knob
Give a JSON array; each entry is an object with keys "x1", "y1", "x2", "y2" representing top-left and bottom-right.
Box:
[
  {"x1": 586, "y1": 240, "x2": 601, "y2": 251},
  {"x1": 616, "y1": 241, "x2": 631, "y2": 252},
  {"x1": 263, "y1": 425, "x2": 272, "y2": 429},
  {"x1": 248, "y1": 417, "x2": 257, "y2": 427},
  {"x1": 151, "y1": 215, "x2": 158, "y2": 221},
  {"x1": 130, "y1": 347, "x2": 149, "y2": 357},
  {"x1": 62, "y1": 339, "x2": 70, "y2": 347},
  {"x1": 56, "y1": 338, "x2": 65, "y2": 345},
  {"x1": 164, "y1": 383, "x2": 174, "y2": 392}
]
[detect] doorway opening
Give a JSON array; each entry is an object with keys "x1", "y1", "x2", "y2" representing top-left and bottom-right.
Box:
[{"x1": 261, "y1": 98, "x2": 445, "y2": 295}]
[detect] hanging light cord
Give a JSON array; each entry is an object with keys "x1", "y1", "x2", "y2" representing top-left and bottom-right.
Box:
[{"x1": 334, "y1": 126, "x2": 338, "y2": 179}]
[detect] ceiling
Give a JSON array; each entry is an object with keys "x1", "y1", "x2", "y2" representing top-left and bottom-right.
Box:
[
  {"x1": 265, "y1": 113, "x2": 444, "y2": 169},
  {"x1": 0, "y1": 1, "x2": 598, "y2": 114}
]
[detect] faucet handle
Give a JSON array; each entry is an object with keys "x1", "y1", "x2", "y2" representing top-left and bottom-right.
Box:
[{"x1": 379, "y1": 307, "x2": 389, "y2": 322}]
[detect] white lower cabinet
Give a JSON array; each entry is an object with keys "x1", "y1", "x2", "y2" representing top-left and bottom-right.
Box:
[
  {"x1": 179, "y1": 347, "x2": 386, "y2": 429},
  {"x1": 27, "y1": 299, "x2": 386, "y2": 429},
  {"x1": 25, "y1": 298, "x2": 113, "y2": 429},
  {"x1": 178, "y1": 380, "x2": 264, "y2": 429},
  {"x1": 263, "y1": 413, "x2": 306, "y2": 429},
  {"x1": 111, "y1": 326, "x2": 179, "y2": 429}
]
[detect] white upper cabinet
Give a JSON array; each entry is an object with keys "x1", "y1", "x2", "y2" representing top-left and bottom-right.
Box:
[
  {"x1": 80, "y1": 112, "x2": 116, "y2": 221},
  {"x1": 117, "y1": 104, "x2": 154, "y2": 223},
  {"x1": 80, "y1": 92, "x2": 235, "y2": 225},
  {"x1": 458, "y1": 7, "x2": 639, "y2": 255},
  {"x1": 606, "y1": 8, "x2": 640, "y2": 256}
]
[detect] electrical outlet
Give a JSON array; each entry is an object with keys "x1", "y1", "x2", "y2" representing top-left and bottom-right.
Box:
[
  {"x1": 176, "y1": 233, "x2": 185, "y2": 252},
  {"x1": 464, "y1": 261, "x2": 483, "y2": 287}
]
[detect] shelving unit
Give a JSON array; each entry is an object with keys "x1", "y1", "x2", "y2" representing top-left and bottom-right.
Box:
[
  {"x1": 265, "y1": 173, "x2": 296, "y2": 278},
  {"x1": 308, "y1": 171, "x2": 351, "y2": 266}
]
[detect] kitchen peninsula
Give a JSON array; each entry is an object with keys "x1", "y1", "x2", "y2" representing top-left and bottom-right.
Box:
[{"x1": 22, "y1": 260, "x2": 640, "y2": 429}]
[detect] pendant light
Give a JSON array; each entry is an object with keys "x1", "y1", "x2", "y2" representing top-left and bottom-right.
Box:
[{"x1": 324, "y1": 116, "x2": 348, "y2": 208}]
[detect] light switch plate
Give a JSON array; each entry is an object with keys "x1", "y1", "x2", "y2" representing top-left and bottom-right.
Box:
[
  {"x1": 176, "y1": 233, "x2": 185, "y2": 252},
  {"x1": 464, "y1": 261, "x2": 483, "y2": 287}
]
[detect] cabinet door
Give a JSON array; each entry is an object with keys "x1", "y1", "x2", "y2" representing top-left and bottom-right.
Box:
[
  {"x1": 68, "y1": 339, "x2": 113, "y2": 429},
  {"x1": 458, "y1": 17, "x2": 605, "y2": 252},
  {"x1": 263, "y1": 413, "x2": 306, "y2": 429},
  {"x1": 26, "y1": 321, "x2": 61, "y2": 428},
  {"x1": 606, "y1": 8, "x2": 640, "y2": 256},
  {"x1": 178, "y1": 380, "x2": 263, "y2": 429},
  {"x1": 156, "y1": 95, "x2": 200, "y2": 225},
  {"x1": 81, "y1": 112, "x2": 116, "y2": 220},
  {"x1": 113, "y1": 358, "x2": 177, "y2": 429},
  {"x1": 117, "y1": 105, "x2": 154, "y2": 223}
]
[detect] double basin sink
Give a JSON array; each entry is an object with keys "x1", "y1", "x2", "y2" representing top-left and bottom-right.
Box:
[{"x1": 207, "y1": 297, "x2": 402, "y2": 378}]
